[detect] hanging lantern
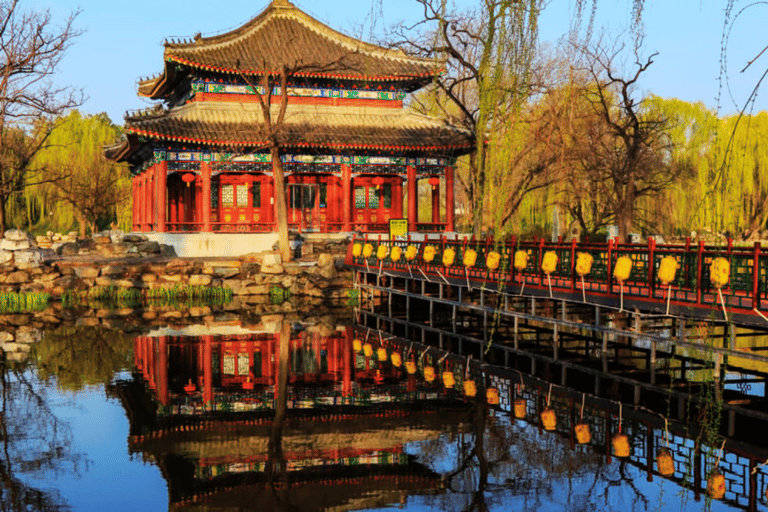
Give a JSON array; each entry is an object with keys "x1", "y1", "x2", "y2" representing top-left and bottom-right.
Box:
[
  {"x1": 353, "y1": 338, "x2": 363, "y2": 352},
  {"x1": 377, "y1": 347, "x2": 388, "y2": 362},
  {"x1": 352, "y1": 243, "x2": 363, "y2": 258},
  {"x1": 184, "y1": 379, "x2": 196, "y2": 394},
  {"x1": 614, "y1": 256, "x2": 633, "y2": 282},
  {"x1": 405, "y1": 361, "x2": 417, "y2": 374},
  {"x1": 405, "y1": 245, "x2": 418, "y2": 261},
  {"x1": 463, "y1": 249, "x2": 477, "y2": 267},
  {"x1": 574, "y1": 423, "x2": 591, "y2": 444},
  {"x1": 390, "y1": 352, "x2": 402, "y2": 367},
  {"x1": 423, "y1": 245, "x2": 437, "y2": 263},
  {"x1": 486, "y1": 387, "x2": 500, "y2": 405},
  {"x1": 707, "y1": 470, "x2": 726, "y2": 499},
  {"x1": 424, "y1": 365, "x2": 436, "y2": 383},
  {"x1": 463, "y1": 379, "x2": 477, "y2": 397},
  {"x1": 428, "y1": 176, "x2": 440, "y2": 189},
  {"x1": 658, "y1": 256, "x2": 679, "y2": 285},
  {"x1": 182, "y1": 173, "x2": 196, "y2": 187},
  {"x1": 514, "y1": 250, "x2": 529, "y2": 271},
  {"x1": 710, "y1": 257, "x2": 730, "y2": 288},
  {"x1": 372, "y1": 176, "x2": 385, "y2": 190},
  {"x1": 513, "y1": 399, "x2": 526, "y2": 419},
  {"x1": 376, "y1": 245, "x2": 389, "y2": 260},
  {"x1": 442, "y1": 370, "x2": 456, "y2": 388},
  {"x1": 390, "y1": 246, "x2": 403, "y2": 262},
  {"x1": 575, "y1": 252, "x2": 594, "y2": 277},
  {"x1": 442, "y1": 247, "x2": 456, "y2": 266},
  {"x1": 541, "y1": 251, "x2": 558, "y2": 275},
  {"x1": 541, "y1": 408, "x2": 557, "y2": 431},
  {"x1": 657, "y1": 448, "x2": 675, "y2": 476},
  {"x1": 486, "y1": 251, "x2": 501, "y2": 270},
  {"x1": 613, "y1": 433, "x2": 630, "y2": 457},
  {"x1": 363, "y1": 343, "x2": 374, "y2": 357},
  {"x1": 362, "y1": 243, "x2": 374, "y2": 258}
]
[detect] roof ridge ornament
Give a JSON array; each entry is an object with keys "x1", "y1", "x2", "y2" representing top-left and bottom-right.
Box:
[{"x1": 271, "y1": 0, "x2": 295, "y2": 8}]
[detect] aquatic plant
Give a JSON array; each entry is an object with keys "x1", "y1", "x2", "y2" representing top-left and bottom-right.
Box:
[{"x1": 0, "y1": 291, "x2": 51, "y2": 313}]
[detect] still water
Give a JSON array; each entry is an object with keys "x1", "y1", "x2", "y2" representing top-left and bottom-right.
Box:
[{"x1": 0, "y1": 318, "x2": 746, "y2": 511}]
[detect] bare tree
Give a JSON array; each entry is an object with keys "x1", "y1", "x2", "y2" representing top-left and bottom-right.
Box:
[{"x1": 0, "y1": 0, "x2": 83, "y2": 233}]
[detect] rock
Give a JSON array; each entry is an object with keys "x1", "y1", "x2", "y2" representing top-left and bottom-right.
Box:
[
  {"x1": 15, "y1": 326, "x2": 41, "y2": 344},
  {"x1": 160, "y1": 245, "x2": 177, "y2": 258},
  {"x1": 141, "y1": 274, "x2": 157, "y2": 283},
  {"x1": 318, "y1": 265, "x2": 336, "y2": 279},
  {"x1": 159, "y1": 274, "x2": 182, "y2": 282},
  {"x1": 92, "y1": 235, "x2": 111, "y2": 244},
  {"x1": 58, "y1": 243, "x2": 78, "y2": 256},
  {"x1": 137, "y1": 241, "x2": 161, "y2": 253},
  {"x1": 109, "y1": 230, "x2": 125, "y2": 244},
  {"x1": 189, "y1": 274, "x2": 212, "y2": 286},
  {"x1": 0, "y1": 250, "x2": 12, "y2": 265},
  {"x1": 188, "y1": 306, "x2": 212, "y2": 317},
  {"x1": 0, "y1": 239, "x2": 30, "y2": 251},
  {"x1": 261, "y1": 263, "x2": 284, "y2": 274},
  {"x1": 4, "y1": 229, "x2": 28, "y2": 242},
  {"x1": 5, "y1": 271, "x2": 29, "y2": 284},
  {"x1": 122, "y1": 233, "x2": 148, "y2": 243},
  {"x1": 101, "y1": 265, "x2": 125, "y2": 277},
  {"x1": 317, "y1": 253, "x2": 335, "y2": 268},
  {"x1": 74, "y1": 267, "x2": 100, "y2": 279},
  {"x1": 14, "y1": 250, "x2": 43, "y2": 269},
  {"x1": 52, "y1": 275, "x2": 88, "y2": 292}
]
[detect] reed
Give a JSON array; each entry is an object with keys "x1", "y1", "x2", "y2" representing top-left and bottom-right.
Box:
[{"x1": 0, "y1": 291, "x2": 51, "y2": 313}]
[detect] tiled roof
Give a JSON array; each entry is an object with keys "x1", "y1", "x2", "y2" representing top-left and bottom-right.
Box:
[
  {"x1": 114, "y1": 101, "x2": 474, "y2": 157},
  {"x1": 138, "y1": 1, "x2": 440, "y2": 99}
]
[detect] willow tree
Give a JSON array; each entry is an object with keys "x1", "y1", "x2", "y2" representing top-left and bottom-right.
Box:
[{"x1": 392, "y1": 0, "x2": 544, "y2": 235}]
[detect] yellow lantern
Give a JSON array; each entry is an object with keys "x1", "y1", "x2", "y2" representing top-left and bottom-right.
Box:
[
  {"x1": 377, "y1": 347, "x2": 388, "y2": 362},
  {"x1": 352, "y1": 243, "x2": 363, "y2": 257},
  {"x1": 362, "y1": 243, "x2": 374, "y2": 258},
  {"x1": 657, "y1": 449, "x2": 675, "y2": 476},
  {"x1": 613, "y1": 256, "x2": 633, "y2": 282},
  {"x1": 376, "y1": 245, "x2": 389, "y2": 260},
  {"x1": 658, "y1": 256, "x2": 679, "y2": 285},
  {"x1": 405, "y1": 361, "x2": 417, "y2": 374},
  {"x1": 442, "y1": 247, "x2": 456, "y2": 266},
  {"x1": 463, "y1": 380, "x2": 477, "y2": 397},
  {"x1": 390, "y1": 352, "x2": 402, "y2": 367},
  {"x1": 463, "y1": 249, "x2": 477, "y2": 267},
  {"x1": 353, "y1": 338, "x2": 362, "y2": 352},
  {"x1": 363, "y1": 343, "x2": 373, "y2": 357},
  {"x1": 541, "y1": 408, "x2": 557, "y2": 431},
  {"x1": 390, "y1": 246, "x2": 402, "y2": 262},
  {"x1": 575, "y1": 252, "x2": 594, "y2": 276},
  {"x1": 513, "y1": 399, "x2": 526, "y2": 418},
  {"x1": 486, "y1": 251, "x2": 501, "y2": 270},
  {"x1": 574, "y1": 423, "x2": 591, "y2": 444},
  {"x1": 707, "y1": 470, "x2": 726, "y2": 499},
  {"x1": 710, "y1": 257, "x2": 730, "y2": 289},
  {"x1": 405, "y1": 245, "x2": 418, "y2": 261},
  {"x1": 423, "y1": 246, "x2": 437, "y2": 263},
  {"x1": 514, "y1": 250, "x2": 529, "y2": 271},
  {"x1": 541, "y1": 251, "x2": 558, "y2": 275},
  {"x1": 424, "y1": 365, "x2": 436, "y2": 383},
  {"x1": 486, "y1": 387, "x2": 500, "y2": 405},
  {"x1": 613, "y1": 433, "x2": 630, "y2": 457},
  {"x1": 442, "y1": 371, "x2": 456, "y2": 388}
]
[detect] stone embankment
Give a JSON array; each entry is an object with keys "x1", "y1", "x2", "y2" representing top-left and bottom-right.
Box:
[{"x1": 0, "y1": 229, "x2": 355, "y2": 362}]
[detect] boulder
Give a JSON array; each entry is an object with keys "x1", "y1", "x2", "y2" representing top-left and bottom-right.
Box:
[
  {"x1": 4, "y1": 229, "x2": 28, "y2": 242},
  {"x1": 14, "y1": 250, "x2": 43, "y2": 269}
]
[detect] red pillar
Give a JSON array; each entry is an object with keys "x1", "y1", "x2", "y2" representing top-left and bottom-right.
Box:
[
  {"x1": 143, "y1": 170, "x2": 153, "y2": 232},
  {"x1": 431, "y1": 179, "x2": 440, "y2": 224},
  {"x1": 407, "y1": 165, "x2": 417, "y2": 232},
  {"x1": 203, "y1": 335, "x2": 213, "y2": 408},
  {"x1": 201, "y1": 162, "x2": 212, "y2": 232},
  {"x1": 446, "y1": 166, "x2": 455, "y2": 232},
  {"x1": 157, "y1": 336, "x2": 169, "y2": 406},
  {"x1": 132, "y1": 177, "x2": 139, "y2": 231},
  {"x1": 155, "y1": 160, "x2": 167, "y2": 233},
  {"x1": 342, "y1": 163, "x2": 352, "y2": 231}
]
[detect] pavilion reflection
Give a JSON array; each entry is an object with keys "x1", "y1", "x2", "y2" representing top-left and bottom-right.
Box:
[{"x1": 117, "y1": 322, "x2": 475, "y2": 510}]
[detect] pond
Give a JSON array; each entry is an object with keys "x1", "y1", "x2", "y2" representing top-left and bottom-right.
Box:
[{"x1": 0, "y1": 313, "x2": 751, "y2": 511}]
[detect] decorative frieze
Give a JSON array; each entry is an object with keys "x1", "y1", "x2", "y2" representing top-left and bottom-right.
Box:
[{"x1": 191, "y1": 80, "x2": 406, "y2": 101}]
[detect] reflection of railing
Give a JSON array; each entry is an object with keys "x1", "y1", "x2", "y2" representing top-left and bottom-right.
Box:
[
  {"x1": 347, "y1": 235, "x2": 768, "y2": 324},
  {"x1": 351, "y1": 327, "x2": 768, "y2": 509}
]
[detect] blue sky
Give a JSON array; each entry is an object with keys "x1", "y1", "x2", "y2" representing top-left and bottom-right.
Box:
[{"x1": 28, "y1": 0, "x2": 768, "y2": 123}]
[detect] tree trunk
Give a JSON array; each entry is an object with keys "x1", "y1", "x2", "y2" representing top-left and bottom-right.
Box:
[
  {"x1": 0, "y1": 196, "x2": 6, "y2": 237},
  {"x1": 271, "y1": 146, "x2": 291, "y2": 262}
]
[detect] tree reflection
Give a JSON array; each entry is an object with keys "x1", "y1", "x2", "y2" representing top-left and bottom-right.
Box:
[
  {"x1": 33, "y1": 325, "x2": 133, "y2": 390},
  {"x1": 0, "y1": 357, "x2": 87, "y2": 511}
]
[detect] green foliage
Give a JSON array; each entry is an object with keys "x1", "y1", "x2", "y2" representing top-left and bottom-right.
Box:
[
  {"x1": 33, "y1": 325, "x2": 134, "y2": 391},
  {"x1": 0, "y1": 291, "x2": 50, "y2": 313},
  {"x1": 61, "y1": 285, "x2": 232, "y2": 309}
]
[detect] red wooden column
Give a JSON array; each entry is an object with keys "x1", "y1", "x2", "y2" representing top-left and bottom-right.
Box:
[
  {"x1": 132, "y1": 177, "x2": 140, "y2": 231},
  {"x1": 342, "y1": 163, "x2": 352, "y2": 231},
  {"x1": 143, "y1": 169, "x2": 153, "y2": 232},
  {"x1": 155, "y1": 160, "x2": 168, "y2": 233},
  {"x1": 203, "y1": 334, "x2": 214, "y2": 408},
  {"x1": 446, "y1": 166, "x2": 455, "y2": 232},
  {"x1": 407, "y1": 165, "x2": 417, "y2": 231},
  {"x1": 157, "y1": 336, "x2": 169, "y2": 406},
  {"x1": 201, "y1": 162, "x2": 212, "y2": 232},
  {"x1": 431, "y1": 180, "x2": 440, "y2": 224}
]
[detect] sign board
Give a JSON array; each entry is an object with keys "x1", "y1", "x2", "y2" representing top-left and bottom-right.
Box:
[{"x1": 389, "y1": 219, "x2": 408, "y2": 240}]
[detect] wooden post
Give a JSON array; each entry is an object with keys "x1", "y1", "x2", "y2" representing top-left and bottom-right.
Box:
[
  {"x1": 155, "y1": 160, "x2": 167, "y2": 233},
  {"x1": 445, "y1": 166, "x2": 455, "y2": 232},
  {"x1": 342, "y1": 163, "x2": 352, "y2": 231},
  {"x1": 407, "y1": 165, "x2": 417, "y2": 231},
  {"x1": 201, "y1": 162, "x2": 212, "y2": 232}
]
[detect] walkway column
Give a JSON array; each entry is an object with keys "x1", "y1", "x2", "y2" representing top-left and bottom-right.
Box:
[
  {"x1": 431, "y1": 179, "x2": 440, "y2": 225},
  {"x1": 407, "y1": 165, "x2": 417, "y2": 232},
  {"x1": 132, "y1": 177, "x2": 140, "y2": 232},
  {"x1": 155, "y1": 160, "x2": 167, "y2": 233},
  {"x1": 201, "y1": 162, "x2": 212, "y2": 232},
  {"x1": 143, "y1": 169, "x2": 153, "y2": 232},
  {"x1": 203, "y1": 335, "x2": 213, "y2": 408},
  {"x1": 446, "y1": 166, "x2": 455, "y2": 232},
  {"x1": 342, "y1": 163, "x2": 352, "y2": 231},
  {"x1": 157, "y1": 336, "x2": 169, "y2": 407}
]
